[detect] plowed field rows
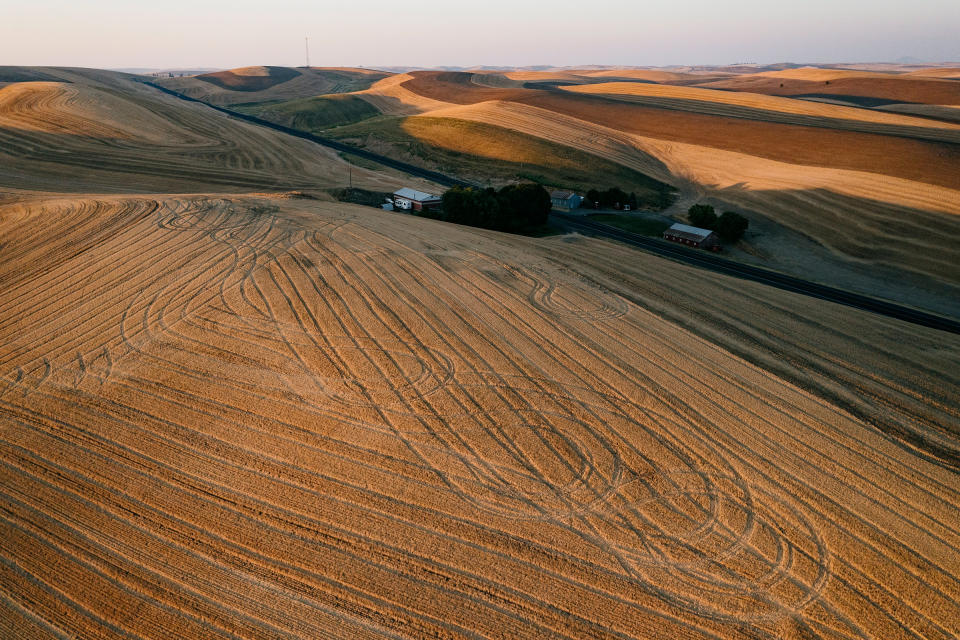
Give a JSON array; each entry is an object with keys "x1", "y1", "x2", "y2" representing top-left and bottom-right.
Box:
[
  {"x1": 694, "y1": 73, "x2": 960, "y2": 105},
  {"x1": 560, "y1": 82, "x2": 960, "y2": 142},
  {"x1": 2, "y1": 192, "x2": 958, "y2": 639}
]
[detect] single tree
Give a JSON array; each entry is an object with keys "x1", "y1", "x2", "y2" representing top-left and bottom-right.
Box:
[
  {"x1": 497, "y1": 183, "x2": 551, "y2": 230},
  {"x1": 601, "y1": 187, "x2": 629, "y2": 209},
  {"x1": 687, "y1": 204, "x2": 717, "y2": 229},
  {"x1": 716, "y1": 211, "x2": 749, "y2": 242},
  {"x1": 586, "y1": 189, "x2": 601, "y2": 208},
  {"x1": 656, "y1": 187, "x2": 674, "y2": 210}
]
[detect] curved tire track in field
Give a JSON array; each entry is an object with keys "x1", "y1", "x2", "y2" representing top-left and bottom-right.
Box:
[
  {"x1": 1, "y1": 193, "x2": 957, "y2": 639},
  {"x1": 116, "y1": 201, "x2": 835, "y2": 627}
]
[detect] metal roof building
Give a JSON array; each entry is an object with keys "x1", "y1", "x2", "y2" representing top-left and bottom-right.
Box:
[
  {"x1": 549, "y1": 190, "x2": 582, "y2": 209},
  {"x1": 393, "y1": 187, "x2": 441, "y2": 212}
]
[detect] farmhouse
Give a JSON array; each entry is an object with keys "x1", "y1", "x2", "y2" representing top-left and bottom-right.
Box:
[
  {"x1": 393, "y1": 187, "x2": 441, "y2": 212},
  {"x1": 550, "y1": 190, "x2": 583, "y2": 209},
  {"x1": 663, "y1": 223, "x2": 720, "y2": 250}
]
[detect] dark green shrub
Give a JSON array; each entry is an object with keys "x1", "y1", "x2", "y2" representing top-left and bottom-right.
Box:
[
  {"x1": 497, "y1": 183, "x2": 551, "y2": 230},
  {"x1": 717, "y1": 211, "x2": 749, "y2": 242},
  {"x1": 688, "y1": 204, "x2": 717, "y2": 229},
  {"x1": 600, "y1": 187, "x2": 629, "y2": 209},
  {"x1": 586, "y1": 189, "x2": 601, "y2": 207}
]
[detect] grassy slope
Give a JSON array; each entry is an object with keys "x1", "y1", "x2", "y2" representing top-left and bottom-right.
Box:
[
  {"x1": 327, "y1": 116, "x2": 674, "y2": 208},
  {"x1": 195, "y1": 67, "x2": 300, "y2": 92},
  {"x1": 236, "y1": 94, "x2": 380, "y2": 131}
]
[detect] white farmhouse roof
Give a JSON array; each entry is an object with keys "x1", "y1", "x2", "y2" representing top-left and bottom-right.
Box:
[
  {"x1": 394, "y1": 187, "x2": 440, "y2": 202},
  {"x1": 666, "y1": 223, "x2": 714, "y2": 241}
]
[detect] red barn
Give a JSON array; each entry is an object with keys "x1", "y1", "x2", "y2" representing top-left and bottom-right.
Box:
[{"x1": 663, "y1": 223, "x2": 720, "y2": 251}]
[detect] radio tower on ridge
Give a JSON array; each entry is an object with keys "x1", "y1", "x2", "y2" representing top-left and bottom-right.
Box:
[{"x1": 304, "y1": 37, "x2": 310, "y2": 68}]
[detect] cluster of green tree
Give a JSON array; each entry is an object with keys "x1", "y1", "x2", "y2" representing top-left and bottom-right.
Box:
[
  {"x1": 585, "y1": 187, "x2": 641, "y2": 210},
  {"x1": 688, "y1": 204, "x2": 749, "y2": 242},
  {"x1": 430, "y1": 184, "x2": 551, "y2": 232}
]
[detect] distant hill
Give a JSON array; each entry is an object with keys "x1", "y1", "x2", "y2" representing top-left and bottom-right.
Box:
[
  {"x1": 113, "y1": 67, "x2": 222, "y2": 76},
  {"x1": 155, "y1": 66, "x2": 389, "y2": 105}
]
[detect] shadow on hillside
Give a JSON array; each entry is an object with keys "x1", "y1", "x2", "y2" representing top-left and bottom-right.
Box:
[{"x1": 711, "y1": 183, "x2": 960, "y2": 290}]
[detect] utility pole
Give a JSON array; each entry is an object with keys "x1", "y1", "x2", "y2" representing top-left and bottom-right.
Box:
[{"x1": 304, "y1": 37, "x2": 310, "y2": 68}]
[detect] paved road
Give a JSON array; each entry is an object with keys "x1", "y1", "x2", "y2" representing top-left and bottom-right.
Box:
[
  {"x1": 143, "y1": 81, "x2": 475, "y2": 189},
  {"x1": 553, "y1": 213, "x2": 960, "y2": 335},
  {"x1": 143, "y1": 80, "x2": 959, "y2": 335}
]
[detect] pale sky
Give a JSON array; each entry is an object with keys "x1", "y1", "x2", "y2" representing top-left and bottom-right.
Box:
[{"x1": 2, "y1": 0, "x2": 958, "y2": 69}]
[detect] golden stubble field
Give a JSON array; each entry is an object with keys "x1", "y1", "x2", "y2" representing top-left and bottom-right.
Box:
[
  {"x1": 2, "y1": 191, "x2": 959, "y2": 639},
  {"x1": 1, "y1": 67, "x2": 959, "y2": 639}
]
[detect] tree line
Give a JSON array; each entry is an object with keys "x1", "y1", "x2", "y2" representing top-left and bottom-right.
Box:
[
  {"x1": 585, "y1": 187, "x2": 639, "y2": 210},
  {"x1": 424, "y1": 184, "x2": 551, "y2": 233},
  {"x1": 688, "y1": 204, "x2": 749, "y2": 242}
]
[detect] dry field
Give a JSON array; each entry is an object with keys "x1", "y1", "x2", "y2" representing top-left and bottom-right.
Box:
[
  {"x1": 397, "y1": 72, "x2": 960, "y2": 189},
  {"x1": 1, "y1": 66, "x2": 959, "y2": 639},
  {"x1": 905, "y1": 68, "x2": 960, "y2": 80}
]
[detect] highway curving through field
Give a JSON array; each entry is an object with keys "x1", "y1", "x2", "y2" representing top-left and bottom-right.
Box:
[{"x1": 143, "y1": 81, "x2": 473, "y2": 189}]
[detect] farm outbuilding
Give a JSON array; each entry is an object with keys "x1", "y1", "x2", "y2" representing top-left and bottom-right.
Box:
[
  {"x1": 393, "y1": 187, "x2": 441, "y2": 212},
  {"x1": 663, "y1": 223, "x2": 720, "y2": 250},
  {"x1": 550, "y1": 190, "x2": 583, "y2": 209}
]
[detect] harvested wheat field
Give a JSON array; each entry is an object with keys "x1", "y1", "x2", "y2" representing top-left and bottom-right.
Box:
[
  {"x1": 2, "y1": 66, "x2": 960, "y2": 639},
  {"x1": 398, "y1": 72, "x2": 960, "y2": 189},
  {"x1": 2, "y1": 190, "x2": 960, "y2": 639},
  {"x1": 905, "y1": 68, "x2": 960, "y2": 80}
]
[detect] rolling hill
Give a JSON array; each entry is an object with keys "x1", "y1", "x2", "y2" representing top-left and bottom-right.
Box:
[
  {"x1": 334, "y1": 68, "x2": 960, "y2": 293},
  {"x1": 156, "y1": 66, "x2": 389, "y2": 106},
  {"x1": 199, "y1": 65, "x2": 960, "y2": 300},
  {"x1": 0, "y1": 66, "x2": 436, "y2": 195},
  {"x1": 0, "y1": 64, "x2": 958, "y2": 640}
]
